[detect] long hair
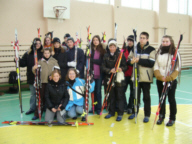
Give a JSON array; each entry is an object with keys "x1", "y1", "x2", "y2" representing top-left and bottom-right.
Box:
[
  {"x1": 51, "y1": 69, "x2": 62, "y2": 80},
  {"x1": 91, "y1": 35, "x2": 106, "y2": 56},
  {"x1": 65, "y1": 68, "x2": 79, "y2": 81}
]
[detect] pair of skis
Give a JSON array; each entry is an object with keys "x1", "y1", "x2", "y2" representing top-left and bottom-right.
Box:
[
  {"x1": 2, "y1": 121, "x2": 94, "y2": 127},
  {"x1": 13, "y1": 29, "x2": 23, "y2": 121},
  {"x1": 152, "y1": 34, "x2": 183, "y2": 129}
]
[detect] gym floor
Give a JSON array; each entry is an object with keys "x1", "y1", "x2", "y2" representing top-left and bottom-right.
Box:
[{"x1": 0, "y1": 69, "x2": 192, "y2": 144}]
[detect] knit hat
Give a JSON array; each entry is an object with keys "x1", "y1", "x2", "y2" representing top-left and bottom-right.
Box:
[
  {"x1": 52, "y1": 37, "x2": 61, "y2": 43},
  {"x1": 67, "y1": 37, "x2": 75, "y2": 43},
  {"x1": 127, "y1": 35, "x2": 134, "y2": 42},
  {"x1": 108, "y1": 40, "x2": 117, "y2": 47},
  {"x1": 64, "y1": 33, "x2": 71, "y2": 38}
]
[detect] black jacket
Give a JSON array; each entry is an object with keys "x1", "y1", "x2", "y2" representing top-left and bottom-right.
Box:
[
  {"x1": 66, "y1": 46, "x2": 85, "y2": 78},
  {"x1": 53, "y1": 47, "x2": 68, "y2": 82},
  {"x1": 19, "y1": 45, "x2": 43, "y2": 84},
  {"x1": 45, "y1": 80, "x2": 69, "y2": 111},
  {"x1": 101, "y1": 50, "x2": 127, "y2": 87}
]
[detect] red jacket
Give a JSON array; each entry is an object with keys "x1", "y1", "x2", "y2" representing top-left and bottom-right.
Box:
[{"x1": 121, "y1": 48, "x2": 133, "y2": 77}]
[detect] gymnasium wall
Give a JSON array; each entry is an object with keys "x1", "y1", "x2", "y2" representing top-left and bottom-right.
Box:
[{"x1": 0, "y1": 0, "x2": 191, "y2": 45}]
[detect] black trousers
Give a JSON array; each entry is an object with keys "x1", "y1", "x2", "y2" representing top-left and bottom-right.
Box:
[
  {"x1": 108, "y1": 86, "x2": 124, "y2": 116},
  {"x1": 123, "y1": 76, "x2": 134, "y2": 110},
  {"x1": 156, "y1": 80, "x2": 177, "y2": 121},
  {"x1": 132, "y1": 82, "x2": 151, "y2": 117}
]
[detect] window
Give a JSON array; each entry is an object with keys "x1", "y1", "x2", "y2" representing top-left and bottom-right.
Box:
[
  {"x1": 167, "y1": 0, "x2": 190, "y2": 15},
  {"x1": 121, "y1": 0, "x2": 155, "y2": 10},
  {"x1": 188, "y1": 0, "x2": 192, "y2": 15},
  {"x1": 78, "y1": 0, "x2": 111, "y2": 4}
]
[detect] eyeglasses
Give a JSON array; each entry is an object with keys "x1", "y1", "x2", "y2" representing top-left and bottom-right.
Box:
[{"x1": 140, "y1": 37, "x2": 146, "y2": 40}]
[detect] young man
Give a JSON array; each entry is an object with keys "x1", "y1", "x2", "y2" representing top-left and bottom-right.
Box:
[
  {"x1": 102, "y1": 40, "x2": 127, "y2": 121},
  {"x1": 19, "y1": 38, "x2": 43, "y2": 115},
  {"x1": 66, "y1": 37, "x2": 85, "y2": 78},
  {"x1": 122, "y1": 35, "x2": 134, "y2": 114},
  {"x1": 62, "y1": 33, "x2": 71, "y2": 48},
  {"x1": 127, "y1": 32, "x2": 156, "y2": 123}
]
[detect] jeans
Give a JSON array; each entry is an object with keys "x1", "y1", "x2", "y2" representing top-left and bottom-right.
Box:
[
  {"x1": 67, "y1": 105, "x2": 83, "y2": 118},
  {"x1": 29, "y1": 84, "x2": 36, "y2": 111}
]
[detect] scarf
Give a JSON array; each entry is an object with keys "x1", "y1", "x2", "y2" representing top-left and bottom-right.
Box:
[{"x1": 93, "y1": 50, "x2": 100, "y2": 79}]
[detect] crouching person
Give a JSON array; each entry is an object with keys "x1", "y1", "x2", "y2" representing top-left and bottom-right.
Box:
[
  {"x1": 65, "y1": 68, "x2": 95, "y2": 121},
  {"x1": 45, "y1": 69, "x2": 69, "y2": 123}
]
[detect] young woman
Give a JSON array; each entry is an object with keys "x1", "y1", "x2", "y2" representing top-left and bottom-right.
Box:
[
  {"x1": 43, "y1": 36, "x2": 52, "y2": 48},
  {"x1": 65, "y1": 68, "x2": 95, "y2": 121},
  {"x1": 45, "y1": 69, "x2": 69, "y2": 124},
  {"x1": 101, "y1": 40, "x2": 127, "y2": 121},
  {"x1": 19, "y1": 38, "x2": 43, "y2": 115},
  {"x1": 32, "y1": 48, "x2": 59, "y2": 120},
  {"x1": 88, "y1": 35, "x2": 106, "y2": 115},
  {"x1": 154, "y1": 35, "x2": 181, "y2": 126},
  {"x1": 52, "y1": 37, "x2": 68, "y2": 82}
]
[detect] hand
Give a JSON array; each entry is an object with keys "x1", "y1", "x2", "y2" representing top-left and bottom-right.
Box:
[
  {"x1": 110, "y1": 68, "x2": 116, "y2": 74},
  {"x1": 162, "y1": 77, "x2": 166, "y2": 82},
  {"x1": 131, "y1": 57, "x2": 137, "y2": 64},
  {"x1": 57, "y1": 104, "x2": 62, "y2": 111},
  {"x1": 68, "y1": 61, "x2": 77, "y2": 67},
  {"x1": 33, "y1": 65, "x2": 38, "y2": 70},
  {"x1": 14, "y1": 57, "x2": 19, "y2": 62},
  {"x1": 52, "y1": 108, "x2": 57, "y2": 113},
  {"x1": 117, "y1": 68, "x2": 122, "y2": 72},
  {"x1": 135, "y1": 57, "x2": 139, "y2": 63},
  {"x1": 89, "y1": 76, "x2": 92, "y2": 80}
]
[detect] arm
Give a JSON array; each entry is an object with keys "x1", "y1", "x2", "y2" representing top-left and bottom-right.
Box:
[
  {"x1": 60, "y1": 85, "x2": 69, "y2": 110},
  {"x1": 58, "y1": 53, "x2": 67, "y2": 69},
  {"x1": 76, "y1": 49, "x2": 85, "y2": 72},
  {"x1": 101, "y1": 54, "x2": 111, "y2": 74},
  {"x1": 92, "y1": 56, "x2": 103, "y2": 65},
  {"x1": 45, "y1": 84, "x2": 54, "y2": 111},
  {"x1": 119, "y1": 54, "x2": 128, "y2": 72},
  {"x1": 127, "y1": 51, "x2": 134, "y2": 66},
  {"x1": 137, "y1": 50, "x2": 156, "y2": 68},
  {"x1": 19, "y1": 52, "x2": 28, "y2": 67}
]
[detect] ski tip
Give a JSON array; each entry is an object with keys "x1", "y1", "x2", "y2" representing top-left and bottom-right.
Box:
[{"x1": 180, "y1": 34, "x2": 183, "y2": 42}]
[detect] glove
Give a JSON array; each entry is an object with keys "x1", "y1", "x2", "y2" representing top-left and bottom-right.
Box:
[
  {"x1": 67, "y1": 61, "x2": 77, "y2": 67},
  {"x1": 76, "y1": 69, "x2": 80, "y2": 74}
]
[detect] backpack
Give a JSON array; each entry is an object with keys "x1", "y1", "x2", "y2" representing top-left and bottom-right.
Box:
[{"x1": 9, "y1": 71, "x2": 17, "y2": 84}]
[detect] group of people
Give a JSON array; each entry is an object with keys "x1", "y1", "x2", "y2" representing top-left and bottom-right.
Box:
[{"x1": 17, "y1": 31, "x2": 181, "y2": 127}]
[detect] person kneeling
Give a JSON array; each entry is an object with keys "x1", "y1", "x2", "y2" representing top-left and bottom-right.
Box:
[
  {"x1": 45, "y1": 69, "x2": 69, "y2": 124},
  {"x1": 65, "y1": 68, "x2": 95, "y2": 121}
]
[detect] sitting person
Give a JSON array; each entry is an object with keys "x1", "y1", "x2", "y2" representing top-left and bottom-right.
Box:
[
  {"x1": 65, "y1": 68, "x2": 95, "y2": 121},
  {"x1": 45, "y1": 69, "x2": 69, "y2": 123}
]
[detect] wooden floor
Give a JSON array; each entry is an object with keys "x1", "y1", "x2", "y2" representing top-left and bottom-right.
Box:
[{"x1": 0, "y1": 69, "x2": 192, "y2": 144}]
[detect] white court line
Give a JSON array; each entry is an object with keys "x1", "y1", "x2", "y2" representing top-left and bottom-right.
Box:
[
  {"x1": 0, "y1": 94, "x2": 30, "y2": 98},
  {"x1": 0, "y1": 97, "x2": 30, "y2": 102},
  {"x1": 111, "y1": 123, "x2": 115, "y2": 127},
  {"x1": 150, "y1": 94, "x2": 192, "y2": 101},
  {"x1": 109, "y1": 131, "x2": 113, "y2": 137}
]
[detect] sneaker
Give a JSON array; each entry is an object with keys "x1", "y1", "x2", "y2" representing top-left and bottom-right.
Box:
[
  {"x1": 25, "y1": 109, "x2": 35, "y2": 115},
  {"x1": 128, "y1": 114, "x2": 135, "y2": 119},
  {"x1": 81, "y1": 117, "x2": 86, "y2": 121},
  {"x1": 32, "y1": 116, "x2": 39, "y2": 120},
  {"x1": 127, "y1": 109, "x2": 132, "y2": 114},
  {"x1": 105, "y1": 114, "x2": 112, "y2": 119},
  {"x1": 156, "y1": 118, "x2": 164, "y2": 125},
  {"x1": 166, "y1": 120, "x2": 175, "y2": 126},
  {"x1": 96, "y1": 110, "x2": 101, "y2": 115},
  {"x1": 89, "y1": 110, "x2": 93, "y2": 113},
  {"x1": 72, "y1": 117, "x2": 77, "y2": 120},
  {"x1": 143, "y1": 117, "x2": 149, "y2": 123},
  {"x1": 116, "y1": 116, "x2": 122, "y2": 121}
]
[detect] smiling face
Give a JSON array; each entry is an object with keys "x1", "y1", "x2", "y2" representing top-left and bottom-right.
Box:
[
  {"x1": 45, "y1": 37, "x2": 51, "y2": 46},
  {"x1": 93, "y1": 37, "x2": 100, "y2": 47},
  {"x1": 53, "y1": 72, "x2": 60, "y2": 82},
  {"x1": 43, "y1": 50, "x2": 51, "y2": 59},
  {"x1": 67, "y1": 40, "x2": 74, "y2": 49},
  {"x1": 109, "y1": 44, "x2": 117, "y2": 53},
  {"x1": 161, "y1": 38, "x2": 171, "y2": 46},
  {"x1": 53, "y1": 42, "x2": 60, "y2": 48},
  {"x1": 68, "y1": 70, "x2": 76, "y2": 80}
]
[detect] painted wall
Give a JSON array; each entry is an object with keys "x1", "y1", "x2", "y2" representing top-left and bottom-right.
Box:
[{"x1": 0, "y1": 0, "x2": 191, "y2": 45}]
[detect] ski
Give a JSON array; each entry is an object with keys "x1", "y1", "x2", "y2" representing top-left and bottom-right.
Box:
[
  {"x1": 133, "y1": 29, "x2": 139, "y2": 124},
  {"x1": 13, "y1": 29, "x2": 23, "y2": 121},
  {"x1": 114, "y1": 23, "x2": 118, "y2": 40},
  {"x1": 100, "y1": 50, "x2": 123, "y2": 117},
  {"x1": 84, "y1": 25, "x2": 92, "y2": 123},
  {"x1": 2, "y1": 121, "x2": 94, "y2": 126},
  {"x1": 152, "y1": 34, "x2": 183, "y2": 129},
  {"x1": 102, "y1": 32, "x2": 106, "y2": 43}
]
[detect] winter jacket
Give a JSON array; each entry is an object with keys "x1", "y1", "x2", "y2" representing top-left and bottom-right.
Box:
[
  {"x1": 45, "y1": 80, "x2": 69, "y2": 111},
  {"x1": 19, "y1": 45, "x2": 43, "y2": 84},
  {"x1": 65, "y1": 78, "x2": 95, "y2": 111},
  {"x1": 154, "y1": 52, "x2": 180, "y2": 82},
  {"x1": 66, "y1": 46, "x2": 85, "y2": 78},
  {"x1": 53, "y1": 47, "x2": 67, "y2": 82},
  {"x1": 121, "y1": 46, "x2": 134, "y2": 77},
  {"x1": 32, "y1": 57, "x2": 59, "y2": 83},
  {"x1": 127, "y1": 42, "x2": 156, "y2": 83},
  {"x1": 101, "y1": 50, "x2": 128, "y2": 87}
]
